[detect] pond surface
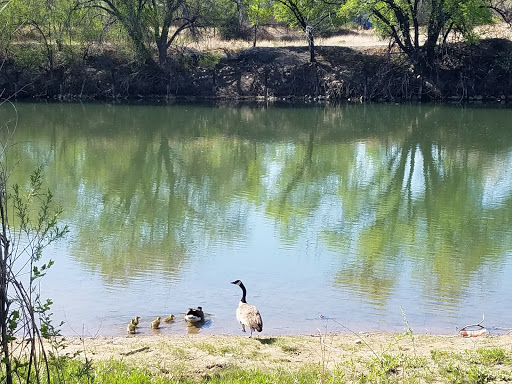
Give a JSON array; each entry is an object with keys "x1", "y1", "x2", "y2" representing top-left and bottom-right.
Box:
[{"x1": 2, "y1": 102, "x2": 512, "y2": 337}]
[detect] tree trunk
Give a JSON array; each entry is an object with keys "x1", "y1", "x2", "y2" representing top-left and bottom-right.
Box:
[
  {"x1": 306, "y1": 26, "x2": 315, "y2": 62},
  {"x1": 157, "y1": 39, "x2": 168, "y2": 65},
  {"x1": 253, "y1": 24, "x2": 257, "y2": 47}
]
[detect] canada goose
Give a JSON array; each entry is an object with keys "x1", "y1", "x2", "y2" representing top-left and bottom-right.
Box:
[
  {"x1": 151, "y1": 316, "x2": 161, "y2": 329},
  {"x1": 131, "y1": 316, "x2": 140, "y2": 326},
  {"x1": 127, "y1": 319, "x2": 136, "y2": 334},
  {"x1": 163, "y1": 314, "x2": 175, "y2": 323},
  {"x1": 184, "y1": 307, "x2": 204, "y2": 323},
  {"x1": 231, "y1": 279, "x2": 263, "y2": 337}
]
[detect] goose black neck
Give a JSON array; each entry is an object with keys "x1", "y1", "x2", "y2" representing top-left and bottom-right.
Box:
[{"x1": 239, "y1": 282, "x2": 247, "y2": 303}]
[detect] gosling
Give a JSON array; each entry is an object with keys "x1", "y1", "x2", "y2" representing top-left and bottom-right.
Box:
[
  {"x1": 163, "y1": 314, "x2": 175, "y2": 323},
  {"x1": 151, "y1": 316, "x2": 161, "y2": 329},
  {"x1": 127, "y1": 319, "x2": 137, "y2": 334}
]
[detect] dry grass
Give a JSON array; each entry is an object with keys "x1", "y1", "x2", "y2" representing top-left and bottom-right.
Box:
[
  {"x1": 171, "y1": 23, "x2": 512, "y2": 56},
  {"x1": 174, "y1": 26, "x2": 389, "y2": 54},
  {"x1": 475, "y1": 22, "x2": 512, "y2": 39}
]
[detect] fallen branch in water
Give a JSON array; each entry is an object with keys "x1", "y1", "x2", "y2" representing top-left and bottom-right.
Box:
[
  {"x1": 458, "y1": 315, "x2": 488, "y2": 337},
  {"x1": 458, "y1": 314, "x2": 485, "y2": 332}
]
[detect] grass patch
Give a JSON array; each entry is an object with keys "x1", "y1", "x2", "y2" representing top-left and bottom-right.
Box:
[
  {"x1": 194, "y1": 342, "x2": 243, "y2": 357},
  {"x1": 257, "y1": 337, "x2": 278, "y2": 345},
  {"x1": 95, "y1": 359, "x2": 170, "y2": 383},
  {"x1": 7, "y1": 347, "x2": 512, "y2": 384},
  {"x1": 475, "y1": 347, "x2": 510, "y2": 365},
  {"x1": 431, "y1": 347, "x2": 512, "y2": 383},
  {"x1": 279, "y1": 343, "x2": 300, "y2": 354},
  {"x1": 204, "y1": 364, "x2": 323, "y2": 384},
  {"x1": 8, "y1": 333, "x2": 512, "y2": 383},
  {"x1": 194, "y1": 342, "x2": 219, "y2": 355}
]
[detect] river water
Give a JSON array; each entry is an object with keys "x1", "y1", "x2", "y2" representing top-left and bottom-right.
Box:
[{"x1": 2, "y1": 101, "x2": 512, "y2": 337}]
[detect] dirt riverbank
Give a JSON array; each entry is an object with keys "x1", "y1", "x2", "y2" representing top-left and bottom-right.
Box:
[
  {"x1": 2, "y1": 37, "x2": 512, "y2": 103},
  {"x1": 57, "y1": 332, "x2": 512, "y2": 381}
]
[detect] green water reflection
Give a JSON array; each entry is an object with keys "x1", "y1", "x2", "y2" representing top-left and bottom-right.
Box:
[{"x1": 3, "y1": 102, "x2": 512, "y2": 314}]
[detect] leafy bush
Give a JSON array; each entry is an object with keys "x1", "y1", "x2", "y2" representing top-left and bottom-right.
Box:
[
  {"x1": 10, "y1": 43, "x2": 48, "y2": 69},
  {"x1": 199, "y1": 52, "x2": 221, "y2": 69}
]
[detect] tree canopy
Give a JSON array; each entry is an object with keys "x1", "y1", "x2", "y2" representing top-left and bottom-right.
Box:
[
  {"x1": 0, "y1": 0, "x2": 510, "y2": 68},
  {"x1": 339, "y1": 0, "x2": 499, "y2": 70}
]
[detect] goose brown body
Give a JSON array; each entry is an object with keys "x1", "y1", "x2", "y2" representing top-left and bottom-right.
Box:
[{"x1": 231, "y1": 280, "x2": 263, "y2": 337}]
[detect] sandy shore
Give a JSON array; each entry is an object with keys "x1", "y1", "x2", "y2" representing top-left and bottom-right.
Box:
[{"x1": 56, "y1": 331, "x2": 512, "y2": 380}]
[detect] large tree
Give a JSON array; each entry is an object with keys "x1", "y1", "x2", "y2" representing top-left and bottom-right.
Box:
[
  {"x1": 150, "y1": 0, "x2": 216, "y2": 64},
  {"x1": 81, "y1": 0, "x2": 219, "y2": 64},
  {"x1": 339, "y1": 0, "x2": 502, "y2": 72},
  {"x1": 273, "y1": 0, "x2": 342, "y2": 62}
]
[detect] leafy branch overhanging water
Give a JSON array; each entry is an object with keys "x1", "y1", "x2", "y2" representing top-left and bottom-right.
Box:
[{"x1": 0, "y1": 102, "x2": 68, "y2": 384}]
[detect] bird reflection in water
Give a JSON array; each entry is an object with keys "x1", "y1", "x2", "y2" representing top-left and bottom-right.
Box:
[{"x1": 185, "y1": 311, "x2": 212, "y2": 334}]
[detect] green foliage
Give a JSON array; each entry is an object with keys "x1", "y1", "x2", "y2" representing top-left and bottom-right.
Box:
[
  {"x1": 9, "y1": 44, "x2": 47, "y2": 69},
  {"x1": 1, "y1": 162, "x2": 68, "y2": 383},
  {"x1": 86, "y1": 0, "x2": 228, "y2": 63},
  {"x1": 0, "y1": 0, "x2": 506, "y2": 70},
  {"x1": 3, "y1": 0, "x2": 81, "y2": 68},
  {"x1": 95, "y1": 359, "x2": 173, "y2": 383},
  {"x1": 247, "y1": 0, "x2": 273, "y2": 27},
  {"x1": 203, "y1": 365, "x2": 323, "y2": 383},
  {"x1": 6, "y1": 356, "x2": 326, "y2": 384},
  {"x1": 466, "y1": 365, "x2": 493, "y2": 383},
  {"x1": 12, "y1": 165, "x2": 69, "y2": 260},
  {"x1": 88, "y1": 0, "x2": 153, "y2": 61},
  {"x1": 338, "y1": 0, "x2": 495, "y2": 67},
  {"x1": 274, "y1": 0, "x2": 341, "y2": 32},
  {"x1": 217, "y1": 11, "x2": 243, "y2": 40},
  {"x1": 430, "y1": 347, "x2": 512, "y2": 384},
  {"x1": 448, "y1": 0, "x2": 494, "y2": 38},
  {"x1": 0, "y1": 0, "x2": 123, "y2": 66},
  {"x1": 0, "y1": 2, "x2": 20, "y2": 53},
  {"x1": 475, "y1": 348, "x2": 509, "y2": 365},
  {"x1": 10, "y1": 355, "x2": 94, "y2": 384},
  {"x1": 51, "y1": 355, "x2": 95, "y2": 384},
  {"x1": 199, "y1": 52, "x2": 221, "y2": 69}
]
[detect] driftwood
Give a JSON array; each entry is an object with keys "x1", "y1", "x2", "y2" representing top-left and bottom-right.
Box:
[{"x1": 120, "y1": 346, "x2": 150, "y2": 356}]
